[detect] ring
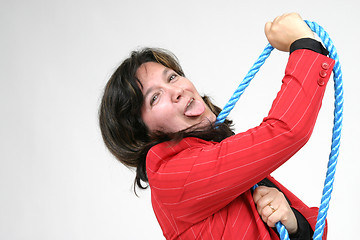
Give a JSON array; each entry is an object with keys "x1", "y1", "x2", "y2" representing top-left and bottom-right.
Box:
[{"x1": 268, "y1": 203, "x2": 276, "y2": 213}]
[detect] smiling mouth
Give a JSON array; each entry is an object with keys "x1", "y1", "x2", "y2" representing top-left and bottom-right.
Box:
[{"x1": 184, "y1": 98, "x2": 205, "y2": 117}]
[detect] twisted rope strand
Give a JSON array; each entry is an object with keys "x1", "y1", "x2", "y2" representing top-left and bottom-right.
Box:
[
  {"x1": 216, "y1": 20, "x2": 343, "y2": 240},
  {"x1": 305, "y1": 20, "x2": 343, "y2": 240},
  {"x1": 216, "y1": 44, "x2": 274, "y2": 124}
]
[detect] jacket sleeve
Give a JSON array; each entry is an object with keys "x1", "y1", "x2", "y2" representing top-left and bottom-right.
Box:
[{"x1": 147, "y1": 49, "x2": 335, "y2": 224}]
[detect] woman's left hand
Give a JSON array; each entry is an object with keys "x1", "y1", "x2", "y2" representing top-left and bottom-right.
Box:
[{"x1": 253, "y1": 186, "x2": 298, "y2": 234}]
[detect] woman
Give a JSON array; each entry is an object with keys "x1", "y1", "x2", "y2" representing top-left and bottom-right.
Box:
[{"x1": 99, "y1": 13, "x2": 334, "y2": 239}]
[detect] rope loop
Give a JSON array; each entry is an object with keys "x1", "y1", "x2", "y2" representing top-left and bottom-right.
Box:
[{"x1": 216, "y1": 20, "x2": 343, "y2": 240}]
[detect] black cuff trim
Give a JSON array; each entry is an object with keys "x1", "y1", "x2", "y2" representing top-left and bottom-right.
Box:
[
  {"x1": 289, "y1": 208, "x2": 313, "y2": 240},
  {"x1": 290, "y1": 38, "x2": 329, "y2": 56}
]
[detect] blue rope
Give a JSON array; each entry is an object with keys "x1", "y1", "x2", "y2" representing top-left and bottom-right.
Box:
[{"x1": 217, "y1": 21, "x2": 343, "y2": 240}]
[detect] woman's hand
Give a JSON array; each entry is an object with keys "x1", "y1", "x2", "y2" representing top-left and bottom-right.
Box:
[
  {"x1": 265, "y1": 13, "x2": 315, "y2": 52},
  {"x1": 253, "y1": 186, "x2": 298, "y2": 234}
]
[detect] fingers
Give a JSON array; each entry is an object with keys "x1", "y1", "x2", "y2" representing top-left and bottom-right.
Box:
[
  {"x1": 254, "y1": 187, "x2": 284, "y2": 223},
  {"x1": 264, "y1": 13, "x2": 294, "y2": 35},
  {"x1": 253, "y1": 186, "x2": 298, "y2": 234},
  {"x1": 264, "y1": 12, "x2": 314, "y2": 52},
  {"x1": 264, "y1": 21, "x2": 272, "y2": 37},
  {"x1": 253, "y1": 186, "x2": 269, "y2": 203},
  {"x1": 261, "y1": 203, "x2": 278, "y2": 226},
  {"x1": 258, "y1": 200, "x2": 289, "y2": 228},
  {"x1": 266, "y1": 206, "x2": 286, "y2": 228},
  {"x1": 253, "y1": 186, "x2": 280, "y2": 213}
]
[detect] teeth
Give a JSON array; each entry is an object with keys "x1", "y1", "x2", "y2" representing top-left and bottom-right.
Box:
[{"x1": 187, "y1": 99, "x2": 193, "y2": 108}]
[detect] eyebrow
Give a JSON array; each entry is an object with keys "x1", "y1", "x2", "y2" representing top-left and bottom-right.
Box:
[
  {"x1": 144, "y1": 86, "x2": 154, "y2": 102},
  {"x1": 143, "y1": 67, "x2": 170, "y2": 101}
]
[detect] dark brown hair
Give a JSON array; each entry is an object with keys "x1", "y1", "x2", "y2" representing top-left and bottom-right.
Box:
[{"x1": 99, "y1": 48, "x2": 233, "y2": 193}]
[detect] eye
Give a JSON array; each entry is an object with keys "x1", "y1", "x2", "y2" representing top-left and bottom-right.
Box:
[
  {"x1": 150, "y1": 93, "x2": 160, "y2": 106},
  {"x1": 169, "y1": 73, "x2": 178, "y2": 82}
]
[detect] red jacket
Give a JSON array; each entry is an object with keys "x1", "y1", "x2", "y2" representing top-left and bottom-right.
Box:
[{"x1": 146, "y1": 49, "x2": 335, "y2": 239}]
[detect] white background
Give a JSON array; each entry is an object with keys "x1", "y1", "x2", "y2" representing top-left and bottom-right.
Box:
[{"x1": 1, "y1": 0, "x2": 359, "y2": 239}]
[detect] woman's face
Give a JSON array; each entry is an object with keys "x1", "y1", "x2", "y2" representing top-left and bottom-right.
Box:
[{"x1": 137, "y1": 62, "x2": 216, "y2": 133}]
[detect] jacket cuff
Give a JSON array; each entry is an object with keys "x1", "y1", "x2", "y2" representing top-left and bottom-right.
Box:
[
  {"x1": 290, "y1": 38, "x2": 329, "y2": 56},
  {"x1": 289, "y1": 208, "x2": 313, "y2": 240}
]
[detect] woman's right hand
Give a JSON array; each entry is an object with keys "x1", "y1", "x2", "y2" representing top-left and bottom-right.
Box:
[{"x1": 265, "y1": 13, "x2": 315, "y2": 52}]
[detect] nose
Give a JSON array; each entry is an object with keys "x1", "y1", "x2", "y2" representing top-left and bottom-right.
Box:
[{"x1": 169, "y1": 85, "x2": 184, "y2": 102}]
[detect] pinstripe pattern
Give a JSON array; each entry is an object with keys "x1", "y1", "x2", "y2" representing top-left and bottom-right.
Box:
[{"x1": 147, "y1": 50, "x2": 334, "y2": 239}]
